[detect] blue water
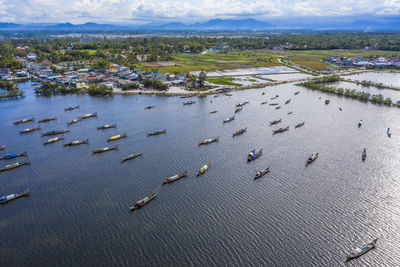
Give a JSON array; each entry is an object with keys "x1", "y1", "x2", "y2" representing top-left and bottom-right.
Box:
[{"x1": 1, "y1": 80, "x2": 400, "y2": 266}]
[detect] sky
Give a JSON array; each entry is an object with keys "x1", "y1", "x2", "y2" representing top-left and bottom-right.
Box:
[{"x1": 1, "y1": 0, "x2": 400, "y2": 24}]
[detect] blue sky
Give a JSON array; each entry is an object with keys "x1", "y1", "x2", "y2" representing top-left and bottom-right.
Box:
[{"x1": 1, "y1": 0, "x2": 400, "y2": 24}]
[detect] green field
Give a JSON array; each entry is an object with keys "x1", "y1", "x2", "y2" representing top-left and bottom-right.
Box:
[{"x1": 206, "y1": 77, "x2": 241, "y2": 87}]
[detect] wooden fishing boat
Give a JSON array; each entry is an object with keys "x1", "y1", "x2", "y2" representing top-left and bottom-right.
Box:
[
  {"x1": 325, "y1": 99, "x2": 330, "y2": 104},
  {"x1": 209, "y1": 110, "x2": 218, "y2": 114},
  {"x1": 346, "y1": 238, "x2": 378, "y2": 262},
  {"x1": 130, "y1": 192, "x2": 156, "y2": 211},
  {"x1": 197, "y1": 162, "x2": 211, "y2": 176},
  {"x1": 107, "y1": 133, "x2": 127, "y2": 142},
  {"x1": 214, "y1": 93, "x2": 220, "y2": 98},
  {"x1": 0, "y1": 189, "x2": 29, "y2": 204},
  {"x1": 63, "y1": 139, "x2": 89, "y2": 147},
  {"x1": 285, "y1": 99, "x2": 291, "y2": 104},
  {"x1": 38, "y1": 116, "x2": 56, "y2": 123},
  {"x1": 273, "y1": 126, "x2": 289, "y2": 134},
  {"x1": 262, "y1": 92, "x2": 266, "y2": 95},
  {"x1": 287, "y1": 111, "x2": 293, "y2": 115},
  {"x1": 270, "y1": 119, "x2": 282, "y2": 125},
  {"x1": 92, "y1": 144, "x2": 118, "y2": 154},
  {"x1": 0, "y1": 145, "x2": 5, "y2": 151},
  {"x1": 67, "y1": 118, "x2": 81, "y2": 126},
  {"x1": 162, "y1": 171, "x2": 188, "y2": 184},
  {"x1": 199, "y1": 137, "x2": 219, "y2": 146},
  {"x1": 147, "y1": 129, "x2": 167, "y2": 136},
  {"x1": 20, "y1": 126, "x2": 40, "y2": 134},
  {"x1": 0, "y1": 151, "x2": 27, "y2": 160},
  {"x1": 295, "y1": 121, "x2": 305, "y2": 128},
  {"x1": 44, "y1": 136, "x2": 64, "y2": 145},
  {"x1": 269, "y1": 103, "x2": 279, "y2": 106},
  {"x1": 387, "y1": 128, "x2": 392, "y2": 137},
  {"x1": 79, "y1": 112, "x2": 97, "y2": 120},
  {"x1": 41, "y1": 130, "x2": 69, "y2": 136},
  {"x1": 13, "y1": 117, "x2": 34, "y2": 125},
  {"x1": 270, "y1": 95, "x2": 279, "y2": 100},
  {"x1": 248, "y1": 149, "x2": 262, "y2": 161},
  {"x1": 254, "y1": 166, "x2": 270, "y2": 179},
  {"x1": 294, "y1": 91, "x2": 300, "y2": 95},
  {"x1": 261, "y1": 101, "x2": 268, "y2": 105},
  {"x1": 236, "y1": 101, "x2": 249, "y2": 107},
  {"x1": 275, "y1": 106, "x2": 281, "y2": 109},
  {"x1": 223, "y1": 116, "x2": 235, "y2": 123},
  {"x1": 183, "y1": 100, "x2": 195, "y2": 105},
  {"x1": 233, "y1": 127, "x2": 247, "y2": 137},
  {"x1": 362, "y1": 148, "x2": 367, "y2": 161},
  {"x1": 145, "y1": 105, "x2": 155, "y2": 109},
  {"x1": 339, "y1": 107, "x2": 342, "y2": 111},
  {"x1": 64, "y1": 105, "x2": 80, "y2": 111},
  {"x1": 235, "y1": 106, "x2": 243, "y2": 113},
  {"x1": 0, "y1": 159, "x2": 30, "y2": 172},
  {"x1": 358, "y1": 120, "x2": 363, "y2": 128},
  {"x1": 97, "y1": 124, "x2": 117, "y2": 130},
  {"x1": 121, "y1": 152, "x2": 142, "y2": 162},
  {"x1": 306, "y1": 153, "x2": 318, "y2": 165}
]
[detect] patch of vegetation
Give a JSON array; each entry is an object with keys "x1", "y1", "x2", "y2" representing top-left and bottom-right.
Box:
[
  {"x1": 121, "y1": 83, "x2": 139, "y2": 91},
  {"x1": 206, "y1": 77, "x2": 241, "y2": 86},
  {"x1": 87, "y1": 84, "x2": 113, "y2": 96},
  {"x1": 34, "y1": 82, "x2": 80, "y2": 96},
  {"x1": 143, "y1": 79, "x2": 168, "y2": 90}
]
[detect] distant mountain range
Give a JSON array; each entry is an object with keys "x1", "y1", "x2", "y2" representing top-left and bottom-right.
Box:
[{"x1": 1, "y1": 18, "x2": 400, "y2": 32}]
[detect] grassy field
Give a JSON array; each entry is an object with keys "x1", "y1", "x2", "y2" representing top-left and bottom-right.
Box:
[{"x1": 206, "y1": 77, "x2": 242, "y2": 86}]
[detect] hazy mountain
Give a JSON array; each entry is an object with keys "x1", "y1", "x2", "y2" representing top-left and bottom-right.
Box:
[{"x1": 156, "y1": 18, "x2": 273, "y2": 30}]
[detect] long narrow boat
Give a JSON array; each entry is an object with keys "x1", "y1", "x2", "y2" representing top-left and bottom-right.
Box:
[
  {"x1": 64, "y1": 105, "x2": 80, "y2": 111},
  {"x1": 387, "y1": 128, "x2": 391, "y2": 137},
  {"x1": 183, "y1": 100, "x2": 195, "y2": 105},
  {"x1": 358, "y1": 120, "x2": 363, "y2": 128},
  {"x1": 13, "y1": 118, "x2": 34, "y2": 125},
  {"x1": 20, "y1": 126, "x2": 41, "y2": 134},
  {"x1": 236, "y1": 101, "x2": 249, "y2": 107},
  {"x1": 254, "y1": 166, "x2": 270, "y2": 179},
  {"x1": 0, "y1": 189, "x2": 29, "y2": 204},
  {"x1": 130, "y1": 191, "x2": 156, "y2": 211},
  {"x1": 261, "y1": 101, "x2": 268, "y2": 105},
  {"x1": 210, "y1": 110, "x2": 218, "y2": 114},
  {"x1": 273, "y1": 126, "x2": 289, "y2": 134},
  {"x1": 92, "y1": 144, "x2": 118, "y2": 154},
  {"x1": 197, "y1": 162, "x2": 211, "y2": 176},
  {"x1": 248, "y1": 149, "x2": 262, "y2": 162},
  {"x1": 41, "y1": 130, "x2": 69, "y2": 136},
  {"x1": 285, "y1": 99, "x2": 291, "y2": 104},
  {"x1": 235, "y1": 106, "x2": 243, "y2": 113},
  {"x1": 306, "y1": 153, "x2": 318, "y2": 165},
  {"x1": 162, "y1": 171, "x2": 188, "y2": 184},
  {"x1": 275, "y1": 106, "x2": 281, "y2": 109},
  {"x1": 325, "y1": 99, "x2": 330, "y2": 105},
  {"x1": 287, "y1": 111, "x2": 293, "y2": 115},
  {"x1": 98, "y1": 124, "x2": 117, "y2": 130},
  {"x1": 269, "y1": 103, "x2": 279, "y2": 106},
  {"x1": 121, "y1": 152, "x2": 142, "y2": 162},
  {"x1": 199, "y1": 137, "x2": 219, "y2": 146},
  {"x1": 107, "y1": 133, "x2": 127, "y2": 142},
  {"x1": 38, "y1": 116, "x2": 56, "y2": 123},
  {"x1": 79, "y1": 112, "x2": 97, "y2": 120},
  {"x1": 233, "y1": 127, "x2": 247, "y2": 137},
  {"x1": 0, "y1": 145, "x2": 5, "y2": 150},
  {"x1": 145, "y1": 105, "x2": 155, "y2": 109},
  {"x1": 0, "y1": 159, "x2": 30, "y2": 172},
  {"x1": 294, "y1": 91, "x2": 300, "y2": 95},
  {"x1": 67, "y1": 118, "x2": 81, "y2": 126},
  {"x1": 63, "y1": 139, "x2": 89, "y2": 147},
  {"x1": 262, "y1": 92, "x2": 266, "y2": 95},
  {"x1": 0, "y1": 151, "x2": 27, "y2": 160},
  {"x1": 270, "y1": 95, "x2": 279, "y2": 100},
  {"x1": 44, "y1": 136, "x2": 64, "y2": 145},
  {"x1": 147, "y1": 129, "x2": 167, "y2": 136},
  {"x1": 270, "y1": 119, "x2": 282, "y2": 125},
  {"x1": 295, "y1": 121, "x2": 305, "y2": 128},
  {"x1": 223, "y1": 116, "x2": 235, "y2": 123},
  {"x1": 362, "y1": 148, "x2": 367, "y2": 161},
  {"x1": 346, "y1": 238, "x2": 378, "y2": 262}
]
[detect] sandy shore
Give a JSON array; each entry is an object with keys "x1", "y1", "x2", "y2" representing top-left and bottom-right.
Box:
[{"x1": 113, "y1": 86, "x2": 227, "y2": 96}]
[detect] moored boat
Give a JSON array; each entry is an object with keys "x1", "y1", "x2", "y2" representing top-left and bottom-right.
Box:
[
  {"x1": 44, "y1": 136, "x2": 64, "y2": 145},
  {"x1": 236, "y1": 101, "x2": 249, "y2": 107},
  {"x1": 223, "y1": 116, "x2": 235, "y2": 123},
  {"x1": 41, "y1": 129, "x2": 69, "y2": 136},
  {"x1": 275, "y1": 106, "x2": 281, "y2": 109},
  {"x1": 339, "y1": 107, "x2": 342, "y2": 111},
  {"x1": 64, "y1": 105, "x2": 80, "y2": 111},
  {"x1": 67, "y1": 118, "x2": 81, "y2": 126},
  {"x1": 235, "y1": 106, "x2": 243, "y2": 113},
  {"x1": 209, "y1": 110, "x2": 218, "y2": 114},
  {"x1": 147, "y1": 129, "x2": 167, "y2": 136},
  {"x1": 295, "y1": 121, "x2": 305, "y2": 128},
  {"x1": 362, "y1": 148, "x2": 367, "y2": 161},
  {"x1": 79, "y1": 112, "x2": 97, "y2": 120},
  {"x1": 325, "y1": 99, "x2": 330, "y2": 104},
  {"x1": 121, "y1": 152, "x2": 142, "y2": 162},
  {"x1": 270, "y1": 95, "x2": 279, "y2": 100},
  {"x1": 287, "y1": 111, "x2": 293, "y2": 115},
  {"x1": 145, "y1": 105, "x2": 155, "y2": 109},
  {"x1": 97, "y1": 124, "x2": 117, "y2": 130},
  {"x1": 248, "y1": 149, "x2": 262, "y2": 161},
  {"x1": 130, "y1": 191, "x2": 157, "y2": 211},
  {"x1": 261, "y1": 101, "x2": 268, "y2": 105},
  {"x1": 294, "y1": 91, "x2": 300, "y2": 95},
  {"x1": 306, "y1": 153, "x2": 318, "y2": 165},
  {"x1": 92, "y1": 144, "x2": 118, "y2": 154},
  {"x1": 63, "y1": 139, "x2": 89, "y2": 147},
  {"x1": 254, "y1": 166, "x2": 270, "y2": 179},
  {"x1": 162, "y1": 171, "x2": 188, "y2": 184},
  {"x1": 262, "y1": 91, "x2": 266, "y2": 95},
  {"x1": 346, "y1": 238, "x2": 378, "y2": 262},
  {"x1": 0, "y1": 159, "x2": 30, "y2": 172},
  {"x1": 199, "y1": 137, "x2": 219, "y2": 146},
  {"x1": 0, "y1": 145, "x2": 5, "y2": 150},
  {"x1": 0, "y1": 151, "x2": 27, "y2": 160},
  {"x1": 270, "y1": 119, "x2": 282, "y2": 125},
  {"x1": 233, "y1": 127, "x2": 247, "y2": 137},
  {"x1": 38, "y1": 116, "x2": 56, "y2": 123},
  {"x1": 20, "y1": 126, "x2": 40, "y2": 134},
  {"x1": 13, "y1": 117, "x2": 34, "y2": 125},
  {"x1": 269, "y1": 103, "x2": 279, "y2": 106},
  {"x1": 358, "y1": 120, "x2": 363, "y2": 128},
  {"x1": 285, "y1": 99, "x2": 291, "y2": 104},
  {"x1": 183, "y1": 100, "x2": 195, "y2": 105},
  {"x1": 197, "y1": 162, "x2": 211, "y2": 176},
  {"x1": 387, "y1": 128, "x2": 391, "y2": 137},
  {"x1": 107, "y1": 133, "x2": 127, "y2": 142},
  {"x1": 0, "y1": 189, "x2": 29, "y2": 204},
  {"x1": 273, "y1": 126, "x2": 289, "y2": 134}
]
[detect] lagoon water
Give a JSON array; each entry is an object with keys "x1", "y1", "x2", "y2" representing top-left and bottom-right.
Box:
[{"x1": 2, "y1": 78, "x2": 400, "y2": 266}]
